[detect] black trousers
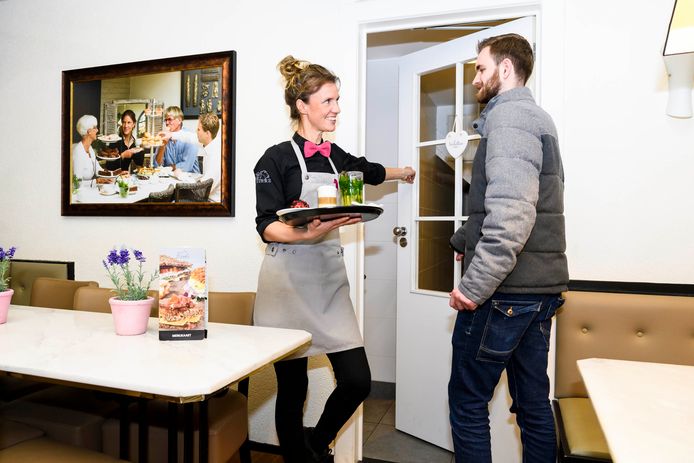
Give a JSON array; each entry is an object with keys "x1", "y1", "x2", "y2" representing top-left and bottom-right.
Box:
[{"x1": 273, "y1": 346, "x2": 371, "y2": 463}]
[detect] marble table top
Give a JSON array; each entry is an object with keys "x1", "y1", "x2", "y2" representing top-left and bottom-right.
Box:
[
  {"x1": 0, "y1": 305, "x2": 311, "y2": 401},
  {"x1": 578, "y1": 358, "x2": 694, "y2": 463}
]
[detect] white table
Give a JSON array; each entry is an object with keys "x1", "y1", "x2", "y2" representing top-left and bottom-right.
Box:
[
  {"x1": 73, "y1": 176, "x2": 180, "y2": 204},
  {"x1": 577, "y1": 358, "x2": 694, "y2": 463},
  {"x1": 0, "y1": 305, "x2": 311, "y2": 461}
]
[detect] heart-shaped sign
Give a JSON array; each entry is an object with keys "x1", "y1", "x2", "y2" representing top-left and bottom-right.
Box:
[{"x1": 445, "y1": 130, "x2": 469, "y2": 159}]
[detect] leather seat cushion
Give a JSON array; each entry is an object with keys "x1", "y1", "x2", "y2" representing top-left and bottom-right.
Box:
[
  {"x1": 0, "y1": 418, "x2": 44, "y2": 450},
  {"x1": 558, "y1": 397, "x2": 611, "y2": 459},
  {"x1": 0, "y1": 436, "x2": 125, "y2": 462},
  {"x1": 102, "y1": 389, "x2": 247, "y2": 463},
  {"x1": 0, "y1": 387, "x2": 119, "y2": 451}
]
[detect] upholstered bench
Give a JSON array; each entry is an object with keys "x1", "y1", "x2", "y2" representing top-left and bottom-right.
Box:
[
  {"x1": 0, "y1": 386, "x2": 119, "y2": 451},
  {"x1": 0, "y1": 417, "x2": 125, "y2": 462},
  {"x1": 553, "y1": 290, "x2": 694, "y2": 462}
]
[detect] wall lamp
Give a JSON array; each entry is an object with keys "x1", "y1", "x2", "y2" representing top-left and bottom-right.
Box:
[{"x1": 663, "y1": 0, "x2": 694, "y2": 118}]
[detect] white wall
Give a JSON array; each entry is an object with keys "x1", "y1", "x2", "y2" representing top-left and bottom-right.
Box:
[{"x1": 2, "y1": 0, "x2": 693, "y2": 459}]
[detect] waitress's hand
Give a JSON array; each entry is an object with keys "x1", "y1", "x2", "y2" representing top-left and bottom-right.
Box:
[
  {"x1": 401, "y1": 166, "x2": 416, "y2": 183},
  {"x1": 306, "y1": 216, "x2": 362, "y2": 239}
]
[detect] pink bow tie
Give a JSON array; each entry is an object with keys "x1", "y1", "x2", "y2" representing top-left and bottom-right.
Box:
[{"x1": 304, "y1": 140, "x2": 331, "y2": 158}]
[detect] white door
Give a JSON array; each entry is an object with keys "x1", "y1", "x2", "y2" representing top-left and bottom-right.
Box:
[{"x1": 395, "y1": 17, "x2": 536, "y2": 455}]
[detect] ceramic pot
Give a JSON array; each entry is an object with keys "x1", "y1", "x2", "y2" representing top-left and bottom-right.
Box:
[
  {"x1": 108, "y1": 296, "x2": 153, "y2": 336},
  {"x1": 0, "y1": 289, "x2": 13, "y2": 324}
]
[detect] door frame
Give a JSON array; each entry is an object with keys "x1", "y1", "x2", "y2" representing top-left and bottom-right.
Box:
[{"x1": 354, "y1": 3, "x2": 544, "y2": 459}]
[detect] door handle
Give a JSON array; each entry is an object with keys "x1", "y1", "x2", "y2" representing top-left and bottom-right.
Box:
[{"x1": 393, "y1": 226, "x2": 407, "y2": 237}]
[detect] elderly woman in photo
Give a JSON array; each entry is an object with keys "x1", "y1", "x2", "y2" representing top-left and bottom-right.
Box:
[{"x1": 73, "y1": 114, "x2": 99, "y2": 180}]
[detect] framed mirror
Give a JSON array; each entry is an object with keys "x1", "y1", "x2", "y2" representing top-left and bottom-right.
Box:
[{"x1": 61, "y1": 51, "x2": 236, "y2": 216}]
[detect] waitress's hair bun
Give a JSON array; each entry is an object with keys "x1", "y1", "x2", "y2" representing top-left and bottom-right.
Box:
[{"x1": 277, "y1": 55, "x2": 339, "y2": 121}]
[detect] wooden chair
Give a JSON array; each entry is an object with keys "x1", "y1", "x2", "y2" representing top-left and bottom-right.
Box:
[
  {"x1": 8, "y1": 259, "x2": 74, "y2": 306},
  {"x1": 148, "y1": 184, "x2": 175, "y2": 203},
  {"x1": 73, "y1": 287, "x2": 158, "y2": 316},
  {"x1": 29, "y1": 278, "x2": 98, "y2": 310},
  {"x1": 174, "y1": 178, "x2": 213, "y2": 203}
]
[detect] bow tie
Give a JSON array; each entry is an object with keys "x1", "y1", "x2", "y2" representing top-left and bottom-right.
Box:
[{"x1": 304, "y1": 140, "x2": 331, "y2": 158}]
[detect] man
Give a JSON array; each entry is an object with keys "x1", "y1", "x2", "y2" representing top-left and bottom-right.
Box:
[
  {"x1": 447, "y1": 33, "x2": 568, "y2": 463},
  {"x1": 196, "y1": 112, "x2": 221, "y2": 202},
  {"x1": 154, "y1": 106, "x2": 200, "y2": 173}
]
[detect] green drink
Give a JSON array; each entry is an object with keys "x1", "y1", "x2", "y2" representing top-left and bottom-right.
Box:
[
  {"x1": 339, "y1": 172, "x2": 352, "y2": 206},
  {"x1": 352, "y1": 177, "x2": 364, "y2": 203},
  {"x1": 339, "y1": 171, "x2": 364, "y2": 206}
]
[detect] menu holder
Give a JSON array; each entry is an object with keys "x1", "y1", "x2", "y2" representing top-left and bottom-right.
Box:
[
  {"x1": 276, "y1": 205, "x2": 383, "y2": 227},
  {"x1": 158, "y1": 247, "x2": 207, "y2": 341}
]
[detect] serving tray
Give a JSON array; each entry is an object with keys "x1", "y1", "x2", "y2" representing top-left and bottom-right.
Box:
[{"x1": 276, "y1": 205, "x2": 383, "y2": 227}]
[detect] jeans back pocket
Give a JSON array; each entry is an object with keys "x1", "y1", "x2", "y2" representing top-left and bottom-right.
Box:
[{"x1": 477, "y1": 299, "x2": 542, "y2": 363}]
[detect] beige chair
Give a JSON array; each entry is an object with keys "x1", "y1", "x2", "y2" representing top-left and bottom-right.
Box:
[
  {"x1": 554, "y1": 290, "x2": 694, "y2": 462},
  {"x1": 29, "y1": 278, "x2": 98, "y2": 310},
  {"x1": 73, "y1": 287, "x2": 159, "y2": 316},
  {"x1": 8, "y1": 259, "x2": 74, "y2": 306},
  {"x1": 174, "y1": 178, "x2": 214, "y2": 202},
  {"x1": 100, "y1": 292, "x2": 254, "y2": 463}
]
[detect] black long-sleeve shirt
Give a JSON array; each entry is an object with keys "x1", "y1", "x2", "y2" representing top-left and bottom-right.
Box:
[{"x1": 254, "y1": 132, "x2": 386, "y2": 240}]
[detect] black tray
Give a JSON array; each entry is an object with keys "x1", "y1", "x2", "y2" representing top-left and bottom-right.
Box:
[{"x1": 276, "y1": 205, "x2": 383, "y2": 227}]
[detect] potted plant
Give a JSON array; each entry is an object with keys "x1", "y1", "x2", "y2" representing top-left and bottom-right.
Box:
[
  {"x1": 0, "y1": 246, "x2": 17, "y2": 324},
  {"x1": 103, "y1": 247, "x2": 158, "y2": 335}
]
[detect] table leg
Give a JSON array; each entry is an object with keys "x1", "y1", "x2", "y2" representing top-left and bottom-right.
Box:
[
  {"x1": 138, "y1": 398, "x2": 149, "y2": 463},
  {"x1": 168, "y1": 402, "x2": 177, "y2": 463},
  {"x1": 184, "y1": 403, "x2": 194, "y2": 462},
  {"x1": 119, "y1": 397, "x2": 130, "y2": 460},
  {"x1": 200, "y1": 400, "x2": 209, "y2": 462}
]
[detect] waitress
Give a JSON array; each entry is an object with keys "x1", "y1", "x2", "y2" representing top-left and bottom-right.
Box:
[
  {"x1": 105, "y1": 109, "x2": 144, "y2": 171},
  {"x1": 253, "y1": 55, "x2": 415, "y2": 463}
]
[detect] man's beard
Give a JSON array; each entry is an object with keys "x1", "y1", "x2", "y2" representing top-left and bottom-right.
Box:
[{"x1": 476, "y1": 70, "x2": 501, "y2": 104}]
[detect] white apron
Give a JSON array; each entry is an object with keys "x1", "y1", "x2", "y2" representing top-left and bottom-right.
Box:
[{"x1": 253, "y1": 140, "x2": 363, "y2": 358}]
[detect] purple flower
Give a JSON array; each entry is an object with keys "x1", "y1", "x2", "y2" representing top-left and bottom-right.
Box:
[
  {"x1": 0, "y1": 246, "x2": 16, "y2": 262},
  {"x1": 102, "y1": 246, "x2": 158, "y2": 301},
  {"x1": 133, "y1": 249, "x2": 146, "y2": 263}
]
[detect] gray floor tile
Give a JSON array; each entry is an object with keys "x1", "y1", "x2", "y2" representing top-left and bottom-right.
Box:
[
  {"x1": 363, "y1": 423, "x2": 453, "y2": 463},
  {"x1": 363, "y1": 420, "x2": 378, "y2": 443},
  {"x1": 381, "y1": 401, "x2": 395, "y2": 426},
  {"x1": 363, "y1": 398, "x2": 392, "y2": 424}
]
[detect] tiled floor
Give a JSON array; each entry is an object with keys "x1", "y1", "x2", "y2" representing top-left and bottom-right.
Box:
[
  {"x1": 250, "y1": 389, "x2": 455, "y2": 463},
  {"x1": 362, "y1": 397, "x2": 454, "y2": 463}
]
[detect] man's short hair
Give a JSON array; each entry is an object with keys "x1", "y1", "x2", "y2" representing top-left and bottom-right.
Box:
[
  {"x1": 478, "y1": 33, "x2": 534, "y2": 85},
  {"x1": 165, "y1": 106, "x2": 184, "y2": 121},
  {"x1": 198, "y1": 113, "x2": 220, "y2": 139}
]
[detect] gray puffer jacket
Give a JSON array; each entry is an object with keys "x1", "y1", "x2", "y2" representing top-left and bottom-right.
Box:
[{"x1": 450, "y1": 87, "x2": 568, "y2": 304}]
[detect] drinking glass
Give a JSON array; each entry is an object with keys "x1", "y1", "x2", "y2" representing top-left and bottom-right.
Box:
[{"x1": 339, "y1": 171, "x2": 364, "y2": 206}]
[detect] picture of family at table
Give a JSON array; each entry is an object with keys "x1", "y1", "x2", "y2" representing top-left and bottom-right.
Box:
[{"x1": 72, "y1": 105, "x2": 222, "y2": 204}]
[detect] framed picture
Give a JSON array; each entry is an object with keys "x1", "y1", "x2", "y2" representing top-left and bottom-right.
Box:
[
  {"x1": 61, "y1": 51, "x2": 236, "y2": 217},
  {"x1": 181, "y1": 68, "x2": 223, "y2": 119}
]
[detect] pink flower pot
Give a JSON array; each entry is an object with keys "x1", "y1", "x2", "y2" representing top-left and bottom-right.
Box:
[
  {"x1": 0, "y1": 289, "x2": 13, "y2": 324},
  {"x1": 108, "y1": 296, "x2": 153, "y2": 336}
]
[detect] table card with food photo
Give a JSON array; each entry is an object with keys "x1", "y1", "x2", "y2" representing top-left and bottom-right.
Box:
[{"x1": 158, "y1": 248, "x2": 207, "y2": 341}]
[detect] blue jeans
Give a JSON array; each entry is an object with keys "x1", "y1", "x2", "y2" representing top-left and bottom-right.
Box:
[{"x1": 448, "y1": 292, "x2": 564, "y2": 463}]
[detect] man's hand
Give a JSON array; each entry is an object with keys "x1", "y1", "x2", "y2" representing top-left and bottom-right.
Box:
[
  {"x1": 449, "y1": 287, "x2": 478, "y2": 311},
  {"x1": 455, "y1": 253, "x2": 464, "y2": 262}
]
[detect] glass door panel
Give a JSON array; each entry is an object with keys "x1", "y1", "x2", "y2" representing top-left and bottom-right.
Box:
[
  {"x1": 419, "y1": 66, "x2": 455, "y2": 143},
  {"x1": 418, "y1": 145, "x2": 454, "y2": 217},
  {"x1": 417, "y1": 220, "x2": 455, "y2": 292},
  {"x1": 462, "y1": 62, "x2": 482, "y2": 133},
  {"x1": 461, "y1": 138, "x2": 479, "y2": 217}
]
